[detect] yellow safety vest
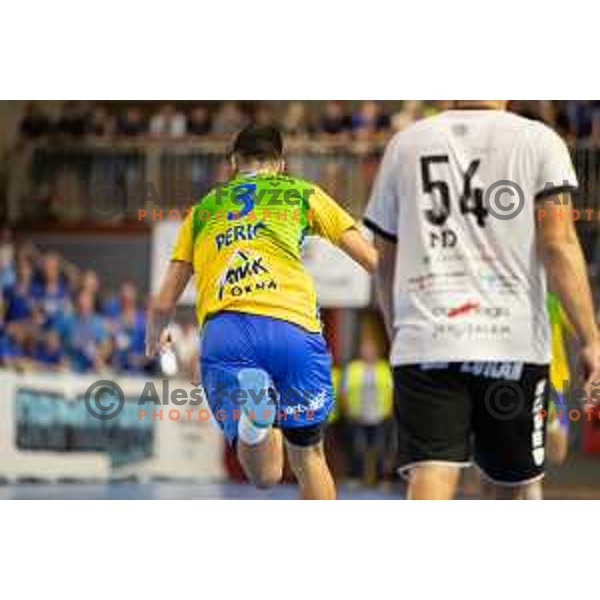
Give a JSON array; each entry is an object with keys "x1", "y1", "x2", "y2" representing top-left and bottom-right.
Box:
[
  {"x1": 327, "y1": 366, "x2": 342, "y2": 423},
  {"x1": 344, "y1": 360, "x2": 393, "y2": 420}
]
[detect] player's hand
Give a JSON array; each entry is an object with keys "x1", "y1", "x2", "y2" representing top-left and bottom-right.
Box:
[
  {"x1": 145, "y1": 295, "x2": 175, "y2": 357},
  {"x1": 579, "y1": 339, "x2": 600, "y2": 404},
  {"x1": 159, "y1": 329, "x2": 173, "y2": 352},
  {"x1": 145, "y1": 327, "x2": 172, "y2": 358}
]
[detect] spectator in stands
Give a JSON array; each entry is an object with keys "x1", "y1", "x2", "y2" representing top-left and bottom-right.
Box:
[
  {"x1": 33, "y1": 252, "x2": 71, "y2": 327},
  {"x1": 341, "y1": 337, "x2": 394, "y2": 486},
  {"x1": 19, "y1": 101, "x2": 52, "y2": 141},
  {"x1": 116, "y1": 106, "x2": 147, "y2": 137},
  {"x1": 80, "y1": 269, "x2": 102, "y2": 311},
  {"x1": 149, "y1": 103, "x2": 187, "y2": 138},
  {"x1": 254, "y1": 102, "x2": 277, "y2": 127},
  {"x1": 0, "y1": 230, "x2": 16, "y2": 292},
  {"x1": 211, "y1": 101, "x2": 246, "y2": 137},
  {"x1": 89, "y1": 104, "x2": 114, "y2": 137},
  {"x1": 564, "y1": 100, "x2": 592, "y2": 138},
  {"x1": 104, "y1": 280, "x2": 137, "y2": 318},
  {"x1": 590, "y1": 110, "x2": 600, "y2": 142},
  {"x1": 108, "y1": 282, "x2": 148, "y2": 373},
  {"x1": 111, "y1": 310, "x2": 147, "y2": 373},
  {"x1": 351, "y1": 101, "x2": 390, "y2": 140},
  {"x1": 187, "y1": 105, "x2": 212, "y2": 137},
  {"x1": 55, "y1": 101, "x2": 89, "y2": 138},
  {"x1": 0, "y1": 321, "x2": 27, "y2": 369},
  {"x1": 553, "y1": 101, "x2": 574, "y2": 140},
  {"x1": 63, "y1": 290, "x2": 109, "y2": 372},
  {"x1": 317, "y1": 101, "x2": 352, "y2": 138},
  {"x1": 30, "y1": 328, "x2": 68, "y2": 371},
  {"x1": 282, "y1": 101, "x2": 311, "y2": 138},
  {"x1": 4, "y1": 256, "x2": 37, "y2": 323},
  {"x1": 391, "y1": 100, "x2": 424, "y2": 132}
]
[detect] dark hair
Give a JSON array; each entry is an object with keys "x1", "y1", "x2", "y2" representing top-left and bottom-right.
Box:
[{"x1": 231, "y1": 124, "x2": 284, "y2": 161}]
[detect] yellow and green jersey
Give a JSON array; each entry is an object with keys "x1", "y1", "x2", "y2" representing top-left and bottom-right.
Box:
[
  {"x1": 171, "y1": 171, "x2": 355, "y2": 332},
  {"x1": 547, "y1": 292, "x2": 570, "y2": 393}
]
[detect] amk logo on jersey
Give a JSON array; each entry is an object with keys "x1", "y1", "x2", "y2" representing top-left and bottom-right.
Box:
[{"x1": 217, "y1": 249, "x2": 277, "y2": 301}]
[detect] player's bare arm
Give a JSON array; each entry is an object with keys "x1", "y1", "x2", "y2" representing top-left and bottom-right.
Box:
[
  {"x1": 146, "y1": 259, "x2": 193, "y2": 357},
  {"x1": 537, "y1": 193, "x2": 600, "y2": 395},
  {"x1": 339, "y1": 227, "x2": 378, "y2": 273},
  {"x1": 309, "y1": 186, "x2": 377, "y2": 273},
  {"x1": 373, "y1": 234, "x2": 396, "y2": 340}
]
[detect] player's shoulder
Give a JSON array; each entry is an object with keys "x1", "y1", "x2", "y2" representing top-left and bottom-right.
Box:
[
  {"x1": 496, "y1": 113, "x2": 571, "y2": 162},
  {"x1": 493, "y1": 111, "x2": 562, "y2": 139},
  {"x1": 396, "y1": 110, "x2": 565, "y2": 149},
  {"x1": 188, "y1": 189, "x2": 215, "y2": 213}
]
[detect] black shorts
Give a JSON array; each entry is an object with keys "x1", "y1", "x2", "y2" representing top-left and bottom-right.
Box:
[
  {"x1": 393, "y1": 362, "x2": 549, "y2": 485},
  {"x1": 279, "y1": 423, "x2": 325, "y2": 447}
]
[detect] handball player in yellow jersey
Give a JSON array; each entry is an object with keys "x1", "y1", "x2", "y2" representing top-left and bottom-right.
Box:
[{"x1": 147, "y1": 125, "x2": 376, "y2": 499}]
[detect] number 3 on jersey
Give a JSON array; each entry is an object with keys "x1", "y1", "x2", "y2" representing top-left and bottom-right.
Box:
[
  {"x1": 228, "y1": 183, "x2": 257, "y2": 221},
  {"x1": 420, "y1": 155, "x2": 488, "y2": 228}
]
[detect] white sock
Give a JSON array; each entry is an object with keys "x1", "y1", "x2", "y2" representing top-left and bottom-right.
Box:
[{"x1": 238, "y1": 411, "x2": 269, "y2": 446}]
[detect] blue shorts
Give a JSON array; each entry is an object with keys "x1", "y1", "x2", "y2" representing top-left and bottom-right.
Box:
[{"x1": 200, "y1": 311, "x2": 334, "y2": 445}]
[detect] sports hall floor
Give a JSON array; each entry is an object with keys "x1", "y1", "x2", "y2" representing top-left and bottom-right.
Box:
[
  {"x1": 1, "y1": 477, "x2": 599, "y2": 499},
  {"x1": 0, "y1": 481, "x2": 405, "y2": 500}
]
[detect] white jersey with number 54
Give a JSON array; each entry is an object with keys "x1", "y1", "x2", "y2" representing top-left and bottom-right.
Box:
[{"x1": 364, "y1": 109, "x2": 578, "y2": 366}]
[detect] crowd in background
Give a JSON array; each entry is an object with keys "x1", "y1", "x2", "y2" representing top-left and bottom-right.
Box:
[
  {"x1": 16, "y1": 100, "x2": 400, "y2": 145},
  {"x1": 8, "y1": 100, "x2": 600, "y2": 226},
  {"x1": 0, "y1": 228, "x2": 397, "y2": 485},
  {"x1": 17, "y1": 100, "x2": 600, "y2": 146},
  {"x1": 4, "y1": 99, "x2": 597, "y2": 486},
  {"x1": 0, "y1": 230, "x2": 198, "y2": 377}
]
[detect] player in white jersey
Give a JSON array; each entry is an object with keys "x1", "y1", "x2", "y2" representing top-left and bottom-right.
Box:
[{"x1": 364, "y1": 100, "x2": 600, "y2": 500}]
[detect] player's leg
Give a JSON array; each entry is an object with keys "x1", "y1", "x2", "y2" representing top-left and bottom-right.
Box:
[
  {"x1": 394, "y1": 364, "x2": 472, "y2": 500},
  {"x1": 484, "y1": 396, "x2": 567, "y2": 500},
  {"x1": 270, "y1": 322, "x2": 338, "y2": 499},
  {"x1": 284, "y1": 429, "x2": 336, "y2": 500},
  {"x1": 473, "y1": 363, "x2": 549, "y2": 500},
  {"x1": 409, "y1": 464, "x2": 462, "y2": 500},
  {"x1": 235, "y1": 367, "x2": 283, "y2": 488},
  {"x1": 237, "y1": 429, "x2": 284, "y2": 489},
  {"x1": 200, "y1": 314, "x2": 285, "y2": 490},
  {"x1": 201, "y1": 361, "x2": 285, "y2": 489},
  {"x1": 480, "y1": 479, "x2": 542, "y2": 500}
]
